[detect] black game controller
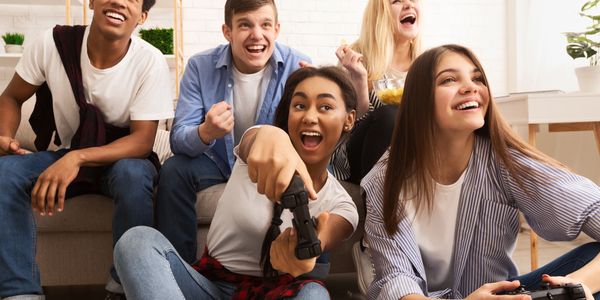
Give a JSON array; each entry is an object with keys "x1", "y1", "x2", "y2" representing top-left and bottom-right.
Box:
[
  {"x1": 505, "y1": 283, "x2": 586, "y2": 300},
  {"x1": 280, "y1": 175, "x2": 322, "y2": 260}
]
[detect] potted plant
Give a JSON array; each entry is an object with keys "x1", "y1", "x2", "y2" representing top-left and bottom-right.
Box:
[
  {"x1": 564, "y1": 0, "x2": 600, "y2": 92},
  {"x1": 139, "y1": 28, "x2": 173, "y2": 55},
  {"x1": 2, "y1": 32, "x2": 25, "y2": 54}
]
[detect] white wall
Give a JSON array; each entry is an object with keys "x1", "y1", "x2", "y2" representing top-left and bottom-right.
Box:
[
  {"x1": 0, "y1": 1, "x2": 508, "y2": 92},
  {"x1": 1, "y1": 0, "x2": 598, "y2": 183},
  {"x1": 507, "y1": 0, "x2": 600, "y2": 183}
]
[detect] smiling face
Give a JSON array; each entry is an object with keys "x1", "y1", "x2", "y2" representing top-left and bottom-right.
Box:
[
  {"x1": 222, "y1": 4, "x2": 280, "y2": 74},
  {"x1": 89, "y1": 0, "x2": 148, "y2": 41},
  {"x1": 287, "y1": 76, "x2": 355, "y2": 168},
  {"x1": 433, "y1": 51, "x2": 489, "y2": 138},
  {"x1": 389, "y1": 0, "x2": 420, "y2": 42}
]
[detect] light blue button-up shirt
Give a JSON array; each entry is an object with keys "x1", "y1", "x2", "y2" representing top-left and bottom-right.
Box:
[{"x1": 170, "y1": 42, "x2": 310, "y2": 177}]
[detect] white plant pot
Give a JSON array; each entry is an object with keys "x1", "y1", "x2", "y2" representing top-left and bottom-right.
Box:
[
  {"x1": 574, "y1": 65, "x2": 600, "y2": 93},
  {"x1": 4, "y1": 44, "x2": 23, "y2": 54}
]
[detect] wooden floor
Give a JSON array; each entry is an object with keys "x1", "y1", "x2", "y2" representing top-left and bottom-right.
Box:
[{"x1": 43, "y1": 230, "x2": 595, "y2": 300}]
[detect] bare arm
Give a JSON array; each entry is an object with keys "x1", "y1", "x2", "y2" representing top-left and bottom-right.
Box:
[
  {"x1": 270, "y1": 212, "x2": 357, "y2": 277},
  {"x1": 317, "y1": 213, "x2": 353, "y2": 252},
  {"x1": 239, "y1": 125, "x2": 317, "y2": 201},
  {"x1": 69, "y1": 119, "x2": 158, "y2": 167},
  {"x1": 0, "y1": 73, "x2": 39, "y2": 154},
  {"x1": 335, "y1": 45, "x2": 370, "y2": 117}
]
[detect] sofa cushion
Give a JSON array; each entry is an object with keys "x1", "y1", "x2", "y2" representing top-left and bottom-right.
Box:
[
  {"x1": 36, "y1": 194, "x2": 113, "y2": 233},
  {"x1": 195, "y1": 183, "x2": 226, "y2": 225}
]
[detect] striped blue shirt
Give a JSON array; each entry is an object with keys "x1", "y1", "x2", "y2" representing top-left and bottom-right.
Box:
[{"x1": 361, "y1": 135, "x2": 600, "y2": 299}]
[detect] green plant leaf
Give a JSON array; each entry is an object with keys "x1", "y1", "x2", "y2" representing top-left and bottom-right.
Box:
[
  {"x1": 582, "y1": 0, "x2": 600, "y2": 11},
  {"x1": 2, "y1": 32, "x2": 25, "y2": 45},
  {"x1": 585, "y1": 48, "x2": 598, "y2": 57},
  {"x1": 567, "y1": 44, "x2": 587, "y2": 59},
  {"x1": 139, "y1": 28, "x2": 173, "y2": 54},
  {"x1": 580, "y1": 12, "x2": 600, "y2": 21}
]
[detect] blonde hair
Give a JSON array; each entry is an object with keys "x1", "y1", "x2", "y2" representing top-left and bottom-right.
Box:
[{"x1": 351, "y1": 0, "x2": 422, "y2": 83}]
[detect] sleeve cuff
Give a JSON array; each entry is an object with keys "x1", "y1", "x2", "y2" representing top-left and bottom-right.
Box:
[
  {"x1": 378, "y1": 275, "x2": 424, "y2": 300},
  {"x1": 179, "y1": 125, "x2": 215, "y2": 156}
]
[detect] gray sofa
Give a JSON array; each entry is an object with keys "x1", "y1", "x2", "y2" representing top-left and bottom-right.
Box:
[{"x1": 15, "y1": 99, "x2": 364, "y2": 287}]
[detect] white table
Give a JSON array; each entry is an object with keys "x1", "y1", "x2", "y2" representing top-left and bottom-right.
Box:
[
  {"x1": 495, "y1": 91, "x2": 600, "y2": 271},
  {"x1": 495, "y1": 92, "x2": 600, "y2": 152}
]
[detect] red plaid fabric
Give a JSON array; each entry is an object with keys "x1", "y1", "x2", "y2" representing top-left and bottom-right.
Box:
[{"x1": 192, "y1": 248, "x2": 327, "y2": 299}]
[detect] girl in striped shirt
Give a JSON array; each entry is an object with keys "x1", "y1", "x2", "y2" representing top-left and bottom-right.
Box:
[{"x1": 363, "y1": 44, "x2": 600, "y2": 300}]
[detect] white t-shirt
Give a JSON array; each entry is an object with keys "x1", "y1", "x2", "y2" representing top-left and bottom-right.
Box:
[
  {"x1": 405, "y1": 170, "x2": 466, "y2": 291},
  {"x1": 231, "y1": 65, "x2": 270, "y2": 145},
  {"x1": 15, "y1": 27, "x2": 174, "y2": 149},
  {"x1": 207, "y1": 147, "x2": 359, "y2": 277}
]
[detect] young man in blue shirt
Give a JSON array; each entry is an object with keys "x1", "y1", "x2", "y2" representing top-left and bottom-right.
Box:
[{"x1": 156, "y1": 0, "x2": 311, "y2": 264}]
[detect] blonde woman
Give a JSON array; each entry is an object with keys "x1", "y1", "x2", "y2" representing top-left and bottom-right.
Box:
[
  {"x1": 332, "y1": 0, "x2": 421, "y2": 183},
  {"x1": 331, "y1": 0, "x2": 422, "y2": 294}
]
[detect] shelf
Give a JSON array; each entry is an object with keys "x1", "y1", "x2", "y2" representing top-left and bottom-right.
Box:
[
  {"x1": 164, "y1": 54, "x2": 175, "y2": 69},
  {"x1": 0, "y1": 53, "x2": 21, "y2": 67}
]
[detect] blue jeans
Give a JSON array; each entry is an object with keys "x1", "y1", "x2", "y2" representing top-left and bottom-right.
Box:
[
  {"x1": 156, "y1": 154, "x2": 228, "y2": 264},
  {"x1": 114, "y1": 226, "x2": 330, "y2": 300},
  {"x1": 511, "y1": 242, "x2": 600, "y2": 300},
  {"x1": 0, "y1": 150, "x2": 156, "y2": 298}
]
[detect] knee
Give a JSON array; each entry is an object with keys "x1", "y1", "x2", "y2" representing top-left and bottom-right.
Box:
[
  {"x1": 111, "y1": 159, "x2": 155, "y2": 182},
  {"x1": 115, "y1": 226, "x2": 161, "y2": 263},
  {"x1": 579, "y1": 242, "x2": 600, "y2": 260},
  {"x1": 296, "y1": 282, "x2": 330, "y2": 299},
  {"x1": 108, "y1": 159, "x2": 155, "y2": 194},
  {"x1": 159, "y1": 155, "x2": 194, "y2": 185},
  {"x1": 0, "y1": 157, "x2": 31, "y2": 193}
]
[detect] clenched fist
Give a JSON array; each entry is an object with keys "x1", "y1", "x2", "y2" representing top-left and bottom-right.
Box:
[{"x1": 198, "y1": 101, "x2": 234, "y2": 144}]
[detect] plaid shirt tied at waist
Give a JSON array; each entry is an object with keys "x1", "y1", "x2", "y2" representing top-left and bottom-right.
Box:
[{"x1": 192, "y1": 247, "x2": 326, "y2": 300}]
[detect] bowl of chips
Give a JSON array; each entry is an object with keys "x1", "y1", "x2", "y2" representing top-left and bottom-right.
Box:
[{"x1": 373, "y1": 77, "x2": 405, "y2": 105}]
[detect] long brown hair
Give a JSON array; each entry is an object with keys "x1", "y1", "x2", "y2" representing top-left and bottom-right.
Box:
[{"x1": 382, "y1": 44, "x2": 564, "y2": 235}]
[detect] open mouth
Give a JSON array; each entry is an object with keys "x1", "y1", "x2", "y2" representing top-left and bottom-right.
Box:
[
  {"x1": 301, "y1": 131, "x2": 323, "y2": 149},
  {"x1": 246, "y1": 44, "x2": 267, "y2": 54},
  {"x1": 400, "y1": 14, "x2": 416, "y2": 25},
  {"x1": 454, "y1": 100, "x2": 480, "y2": 111},
  {"x1": 104, "y1": 10, "x2": 126, "y2": 23}
]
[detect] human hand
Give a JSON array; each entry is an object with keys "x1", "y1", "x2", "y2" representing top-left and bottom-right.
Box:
[
  {"x1": 299, "y1": 61, "x2": 314, "y2": 68},
  {"x1": 198, "y1": 101, "x2": 234, "y2": 144},
  {"x1": 246, "y1": 126, "x2": 317, "y2": 202},
  {"x1": 335, "y1": 45, "x2": 368, "y2": 82},
  {"x1": 270, "y1": 212, "x2": 329, "y2": 277},
  {"x1": 0, "y1": 136, "x2": 29, "y2": 156},
  {"x1": 465, "y1": 280, "x2": 531, "y2": 300},
  {"x1": 542, "y1": 274, "x2": 594, "y2": 300},
  {"x1": 31, "y1": 151, "x2": 81, "y2": 216}
]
